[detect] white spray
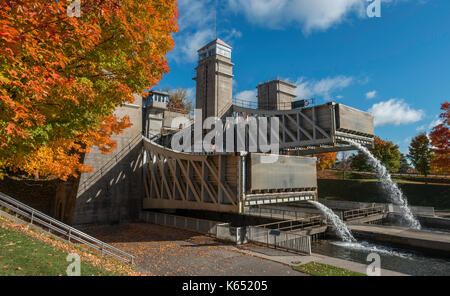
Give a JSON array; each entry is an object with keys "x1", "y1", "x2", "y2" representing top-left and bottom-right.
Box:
[
  {"x1": 309, "y1": 200, "x2": 356, "y2": 242},
  {"x1": 347, "y1": 140, "x2": 421, "y2": 230}
]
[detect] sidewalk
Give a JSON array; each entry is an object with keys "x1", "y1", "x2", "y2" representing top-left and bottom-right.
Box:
[{"x1": 229, "y1": 244, "x2": 407, "y2": 276}]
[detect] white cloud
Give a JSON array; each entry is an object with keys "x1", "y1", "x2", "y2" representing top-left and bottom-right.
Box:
[
  {"x1": 403, "y1": 137, "x2": 412, "y2": 144},
  {"x1": 428, "y1": 118, "x2": 443, "y2": 130},
  {"x1": 223, "y1": 28, "x2": 243, "y2": 40},
  {"x1": 414, "y1": 117, "x2": 442, "y2": 133},
  {"x1": 185, "y1": 87, "x2": 196, "y2": 103},
  {"x1": 365, "y1": 90, "x2": 377, "y2": 99},
  {"x1": 228, "y1": 0, "x2": 414, "y2": 34},
  {"x1": 416, "y1": 125, "x2": 425, "y2": 132},
  {"x1": 295, "y1": 76, "x2": 353, "y2": 100},
  {"x1": 176, "y1": 29, "x2": 215, "y2": 62},
  {"x1": 228, "y1": 0, "x2": 366, "y2": 34},
  {"x1": 368, "y1": 99, "x2": 425, "y2": 127},
  {"x1": 235, "y1": 89, "x2": 257, "y2": 103},
  {"x1": 168, "y1": 0, "x2": 215, "y2": 63},
  {"x1": 169, "y1": 0, "x2": 242, "y2": 63},
  {"x1": 177, "y1": 0, "x2": 215, "y2": 33},
  {"x1": 234, "y1": 76, "x2": 352, "y2": 105}
]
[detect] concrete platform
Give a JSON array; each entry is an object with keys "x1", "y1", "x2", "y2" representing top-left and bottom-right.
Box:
[
  {"x1": 346, "y1": 214, "x2": 386, "y2": 224},
  {"x1": 349, "y1": 224, "x2": 450, "y2": 257}
]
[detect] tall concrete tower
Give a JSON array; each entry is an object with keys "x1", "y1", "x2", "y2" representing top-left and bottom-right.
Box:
[
  {"x1": 257, "y1": 79, "x2": 297, "y2": 110},
  {"x1": 194, "y1": 39, "x2": 234, "y2": 120}
]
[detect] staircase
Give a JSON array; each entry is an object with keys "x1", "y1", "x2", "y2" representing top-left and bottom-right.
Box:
[{"x1": 0, "y1": 192, "x2": 134, "y2": 265}]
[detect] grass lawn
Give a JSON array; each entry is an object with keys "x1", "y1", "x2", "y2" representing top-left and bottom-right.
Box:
[
  {"x1": 0, "y1": 215, "x2": 138, "y2": 276},
  {"x1": 292, "y1": 262, "x2": 366, "y2": 276}
]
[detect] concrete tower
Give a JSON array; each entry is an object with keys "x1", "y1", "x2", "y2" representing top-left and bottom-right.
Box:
[
  {"x1": 257, "y1": 79, "x2": 297, "y2": 110},
  {"x1": 194, "y1": 39, "x2": 234, "y2": 120}
]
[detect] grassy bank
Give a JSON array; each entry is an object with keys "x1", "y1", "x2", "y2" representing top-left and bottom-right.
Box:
[
  {"x1": 0, "y1": 215, "x2": 138, "y2": 276},
  {"x1": 292, "y1": 262, "x2": 365, "y2": 276},
  {"x1": 318, "y1": 179, "x2": 450, "y2": 210}
]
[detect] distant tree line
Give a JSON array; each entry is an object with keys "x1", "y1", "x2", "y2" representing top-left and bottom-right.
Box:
[{"x1": 346, "y1": 101, "x2": 449, "y2": 176}]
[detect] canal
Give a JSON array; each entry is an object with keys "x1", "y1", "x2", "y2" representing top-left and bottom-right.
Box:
[{"x1": 312, "y1": 239, "x2": 450, "y2": 276}]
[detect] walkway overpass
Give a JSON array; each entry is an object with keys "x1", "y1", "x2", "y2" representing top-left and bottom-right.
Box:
[
  {"x1": 227, "y1": 102, "x2": 374, "y2": 154},
  {"x1": 143, "y1": 139, "x2": 317, "y2": 214},
  {"x1": 143, "y1": 101, "x2": 374, "y2": 214}
]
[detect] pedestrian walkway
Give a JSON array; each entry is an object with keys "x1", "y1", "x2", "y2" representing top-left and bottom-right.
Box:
[{"x1": 231, "y1": 244, "x2": 406, "y2": 276}]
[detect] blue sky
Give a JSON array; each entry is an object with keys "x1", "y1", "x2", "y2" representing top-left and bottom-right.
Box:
[{"x1": 156, "y1": 0, "x2": 449, "y2": 154}]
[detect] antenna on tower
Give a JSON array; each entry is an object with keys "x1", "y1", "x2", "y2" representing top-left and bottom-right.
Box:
[{"x1": 214, "y1": 0, "x2": 217, "y2": 39}]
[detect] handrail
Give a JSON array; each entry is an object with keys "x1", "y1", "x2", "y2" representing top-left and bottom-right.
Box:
[
  {"x1": 78, "y1": 133, "x2": 143, "y2": 195},
  {"x1": 327, "y1": 168, "x2": 450, "y2": 179},
  {"x1": 343, "y1": 206, "x2": 384, "y2": 220},
  {"x1": 255, "y1": 215, "x2": 323, "y2": 229},
  {"x1": 0, "y1": 192, "x2": 134, "y2": 265},
  {"x1": 232, "y1": 98, "x2": 316, "y2": 111}
]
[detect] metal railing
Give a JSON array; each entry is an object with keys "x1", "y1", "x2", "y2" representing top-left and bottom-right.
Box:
[
  {"x1": 78, "y1": 133, "x2": 143, "y2": 195},
  {"x1": 255, "y1": 215, "x2": 324, "y2": 231},
  {"x1": 328, "y1": 168, "x2": 450, "y2": 179},
  {"x1": 0, "y1": 192, "x2": 134, "y2": 265},
  {"x1": 141, "y1": 211, "x2": 219, "y2": 236},
  {"x1": 247, "y1": 226, "x2": 311, "y2": 255},
  {"x1": 245, "y1": 206, "x2": 315, "y2": 221},
  {"x1": 343, "y1": 206, "x2": 385, "y2": 221},
  {"x1": 232, "y1": 98, "x2": 316, "y2": 111},
  {"x1": 142, "y1": 211, "x2": 310, "y2": 252}
]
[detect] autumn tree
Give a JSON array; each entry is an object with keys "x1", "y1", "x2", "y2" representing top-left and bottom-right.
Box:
[
  {"x1": 351, "y1": 137, "x2": 401, "y2": 173},
  {"x1": 408, "y1": 133, "x2": 433, "y2": 176},
  {"x1": 0, "y1": 0, "x2": 178, "y2": 180},
  {"x1": 338, "y1": 152, "x2": 352, "y2": 180},
  {"x1": 313, "y1": 152, "x2": 338, "y2": 172},
  {"x1": 167, "y1": 87, "x2": 192, "y2": 113},
  {"x1": 429, "y1": 102, "x2": 450, "y2": 174}
]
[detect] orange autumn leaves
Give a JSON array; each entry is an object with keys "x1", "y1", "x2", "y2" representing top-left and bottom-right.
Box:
[
  {"x1": 429, "y1": 102, "x2": 450, "y2": 175},
  {"x1": 314, "y1": 152, "x2": 338, "y2": 172},
  {"x1": 0, "y1": 0, "x2": 178, "y2": 180}
]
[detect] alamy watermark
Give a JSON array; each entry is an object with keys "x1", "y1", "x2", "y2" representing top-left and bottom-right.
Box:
[
  {"x1": 367, "y1": 0, "x2": 381, "y2": 18},
  {"x1": 170, "y1": 109, "x2": 280, "y2": 163},
  {"x1": 66, "y1": 253, "x2": 81, "y2": 276},
  {"x1": 366, "y1": 252, "x2": 381, "y2": 276},
  {"x1": 67, "y1": 0, "x2": 81, "y2": 18}
]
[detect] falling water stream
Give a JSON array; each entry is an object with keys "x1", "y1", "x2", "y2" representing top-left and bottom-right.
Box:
[
  {"x1": 346, "y1": 139, "x2": 421, "y2": 229},
  {"x1": 308, "y1": 199, "x2": 432, "y2": 271},
  {"x1": 305, "y1": 141, "x2": 445, "y2": 274},
  {"x1": 308, "y1": 200, "x2": 355, "y2": 242}
]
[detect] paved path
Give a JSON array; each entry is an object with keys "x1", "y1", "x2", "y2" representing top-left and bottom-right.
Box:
[
  {"x1": 80, "y1": 223, "x2": 305, "y2": 276},
  {"x1": 231, "y1": 244, "x2": 406, "y2": 276},
  {"x1": 435, "y1": 211, "x2": 450, "y2": 218},
  {"x1": 80, "y1": 222, "x2": 407, "y2": 276}
]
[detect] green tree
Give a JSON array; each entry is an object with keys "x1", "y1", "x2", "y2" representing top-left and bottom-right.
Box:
[
  {"x1": 350, "y1": 152, "x2": 371, "y2": 172},
  {"x1": 408, "y1": 133, "x2": 434, "y2": 176},
  {"x1": 398, "y1": 154, "x2": 411, "y2": 174},
  {"x1": 350, "y1": 137, "x2": 401, "y2": 173}
]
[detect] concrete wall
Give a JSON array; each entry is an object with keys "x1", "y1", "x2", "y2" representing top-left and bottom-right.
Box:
[
  {"x1": 318, "y1": 179, "x2": 450, "y2": 210},
  {"x1": 257, "y1": 80, "x2": 296, "y2": 110},
  {"x1": 195, "y1": 54, "x2": 233, "y2": 119},
  {"x1": 0, "y1": 176, "x2": 78, "y2": 224},
  {"x1": 319, "y1": 198, "x2": 435, "y2": 216},
  {"x1": 388, "y1": 213, "x2": 450, "y2": 229},
  {"x1": 72, "y1": 95, "x2": 144, "y2": 226},
  {"x1": 162, "y1": 110, "x2": 193, "y2": 129},
  {"x1": 144, "y1": 107, "x2": 164, "y2": 137}
]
